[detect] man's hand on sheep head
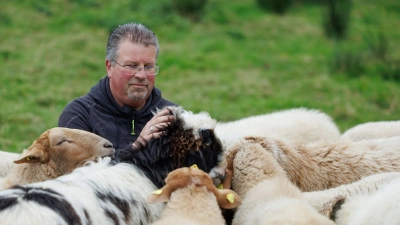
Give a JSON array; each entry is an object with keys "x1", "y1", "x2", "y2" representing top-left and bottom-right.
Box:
[{"x1": 132, "y1": 108, "x2": 176, "y2": 150}]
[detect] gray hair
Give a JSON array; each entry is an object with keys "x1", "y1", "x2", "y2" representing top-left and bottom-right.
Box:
[{"x1": 106, "y1": 22, "x2": 159, "y2": 63}]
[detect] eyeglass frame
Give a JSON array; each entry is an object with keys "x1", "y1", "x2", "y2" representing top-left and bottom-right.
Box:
[{"x1": 112, "y1": 60, "x2": 160, "y2": 76}]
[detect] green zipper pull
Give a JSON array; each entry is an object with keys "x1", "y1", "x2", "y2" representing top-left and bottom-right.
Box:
[{"x1": 131, "y1": 119, "x2": 135, "y2": 135}]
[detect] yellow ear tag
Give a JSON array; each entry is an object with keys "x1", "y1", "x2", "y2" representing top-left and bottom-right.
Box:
[
  {"x1": 152, "y1": 189, "x2": 163, "y2": 195},
  {"x1": 227, "y1": 193, "x2": 235, "y2": 203},
  {"x1": 191, "y1": 164, "x2": 198, "y2": 169},
  {"x1": 217, "y1": 184, "x2": 224, "y2": 189}
]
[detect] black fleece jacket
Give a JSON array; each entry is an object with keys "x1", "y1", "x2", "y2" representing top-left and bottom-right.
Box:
[{"x1": 58, "y1": 76, "x2": 177, "y2": 149}]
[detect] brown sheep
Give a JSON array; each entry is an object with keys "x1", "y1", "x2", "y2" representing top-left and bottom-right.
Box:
[
  {"x1": 0, "y1": 127, "x2": 114, "y2": 190},
  {"x1": 225, "y1": 139, "x2": 335, "y2": 225},
  {"x1": 240, "y1": 136, "x2": 400, "y2": 192},
  {"x1": 147, "y1": 167, "x2": 242, "y2": 225}
]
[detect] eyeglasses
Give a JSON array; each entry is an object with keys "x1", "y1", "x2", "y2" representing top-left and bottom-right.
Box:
[{"x1": 113, "y1": 60, "x2": 160, "y2": 76}]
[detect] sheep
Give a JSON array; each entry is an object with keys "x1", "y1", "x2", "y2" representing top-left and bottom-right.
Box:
[
  {"x1": 238, "y1": 135, "x2": 400, "y2": 192},
  {"x1": 114, "y1": 106, "x2": 226, "y2": 188},
  {"x1": 341, "y1": 120, "x2": 400, "y2": 141},
  {"x1": 215, "y1": 107, "x2": 341, "y2": 150},
  {"x1": 0, "y1": 151, "x2": 19, "y2": 178},
  {"x1": 345, "y1": 176, "x2": 400, "y2": 225},
  {"x1": 303, "y1": 172, "x2": 400, "y2": 225},
  {"x1": 0, "y1": 106, "x2": 227, "y2": 225},
  {"x1": 147, "y1": 166, "x2": 242, "y2": 225},
  {"x1": 0, "y1": 127, "x2": 115, "y2": 190},
  {"x1": 224, "y1": 138, "x2": 335, "y2": 225},
  {"x1": 0, "y1": 157, "x2": 164, "y2": 225}
]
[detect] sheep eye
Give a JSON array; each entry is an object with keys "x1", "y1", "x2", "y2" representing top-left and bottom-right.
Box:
[{"x1": 56, "y1": 140, "x2": 70, "y2": 145}]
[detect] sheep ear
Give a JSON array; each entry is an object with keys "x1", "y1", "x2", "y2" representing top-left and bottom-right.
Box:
[
  {"x1": 147, "y1": 187, "x2": 172, "y2": 204},
  {"x1": 14, "y1": 130, "x2": 50, "y2": 164},
  {"x1": 216, "y1": 189, "x2": 242, "y2": 209},
  {"x1": 322, "y1": 194, "x2": 346, "y2": 219},
  {"x1": 14, "y1": 153, "x2": 42, "y2": 164}
]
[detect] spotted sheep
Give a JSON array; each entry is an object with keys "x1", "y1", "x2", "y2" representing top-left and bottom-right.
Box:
[{"x1": 0, "y1": 106, "x2": 226, "y2": 225}]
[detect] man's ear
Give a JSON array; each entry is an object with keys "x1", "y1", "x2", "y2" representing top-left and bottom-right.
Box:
[
  {"x1": 147, "y1": 186, "x2": 173, "y2": 204},
  {"x1": 106, "y1": 60, "x2": 113, "y2": 78},
  {"x1": 216, "y1": 189, "x2": 242, "y2": 209}
]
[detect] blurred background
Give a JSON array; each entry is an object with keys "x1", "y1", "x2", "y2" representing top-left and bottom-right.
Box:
[{"x1": 1, "y1": 0, "x2": 399, "y2": 152}]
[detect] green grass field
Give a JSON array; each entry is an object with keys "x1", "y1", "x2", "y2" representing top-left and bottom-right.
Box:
[{"x1": 1, "y1": 0, "x2": 399, "y2": 152}]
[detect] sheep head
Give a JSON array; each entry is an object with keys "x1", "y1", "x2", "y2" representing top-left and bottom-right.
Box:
[
  {"x1": 115, "y1": 106, "x2": 225, "y2": 188},
  {"x1": 147, "y1": 167, "x2": 242, "y2": 209},
  {"x1": 14, "y1": 127, "x2": 115, "y2": 175}
]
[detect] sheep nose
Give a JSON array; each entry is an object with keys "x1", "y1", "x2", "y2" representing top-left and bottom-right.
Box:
[{"x1": 104, "y1": 141, "x2": 113, "y2": 149}]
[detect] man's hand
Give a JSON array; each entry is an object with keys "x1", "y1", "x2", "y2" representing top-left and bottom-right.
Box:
[{"x1": 132, "y1": 108, "x2": 175, "y2": 150}]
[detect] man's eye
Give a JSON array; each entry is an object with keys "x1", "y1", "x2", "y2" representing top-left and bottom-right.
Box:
[
  {"x1": 126, "y1": 65, "x2": 139, "y2": 70},
  {"x1": 145, "y1": 66, "x2": 154, "y2": 69}
]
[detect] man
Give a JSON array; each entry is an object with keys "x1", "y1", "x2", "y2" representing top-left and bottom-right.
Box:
[{"x1": 58, "y1": 22, "x2": 177, "y2": 150}]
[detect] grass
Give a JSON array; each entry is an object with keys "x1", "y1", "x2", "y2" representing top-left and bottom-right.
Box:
[{"x1": 1, "y1": 0, "x2": 400, "y2": 152}]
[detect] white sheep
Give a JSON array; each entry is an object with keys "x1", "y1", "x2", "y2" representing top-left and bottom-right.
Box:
[
  {"x1": 147, "y1": 167, "x2": 242, "y2": 225},
  {"x1": 303, "y1": 172, "x2": 400, "y2": 225},
  {"x1": 0, "y1": 157, "x2": 163, "y2": 225},
  {"x1": 225, "y1": 139, "x2": 335, "y2": 225},
  {"x1": 215, "y1": 108, "x2": 341, "y2": 150},
  {"x1": 0, "y1": 127, "x2": 115, "y2": 190},
  {"x1": 0, "y1": 151, "x2": 19, "y2": 178},
  {"x1": 341, "y1": 120, "x2": 400, "y2": 141},
  {"x1": 345, "y1": 176, "x2": 400, "y2": 225},
  {"x1": 238, "y1": 136, "x2": 400, "y2": 192}
]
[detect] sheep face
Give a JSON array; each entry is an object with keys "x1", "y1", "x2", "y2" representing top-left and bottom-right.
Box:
[
  {"x1": 115, "y1": 106, "x2": 225, "y2": 188},
  {"x1": 13, "y1": 127, "x2": 115, "y2": 174},
  {"x1": 148, "y1": 167, "x2": 242, "y2": 209}
]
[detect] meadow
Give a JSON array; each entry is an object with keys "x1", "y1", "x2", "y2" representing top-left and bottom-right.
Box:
[{"x1": 1, "y1": 0, "x2": 399, "y2": 152}]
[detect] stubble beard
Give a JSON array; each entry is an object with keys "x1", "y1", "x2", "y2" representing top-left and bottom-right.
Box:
[{"x1": 127, "y1": 87, "x2": 148, "y2": 101}]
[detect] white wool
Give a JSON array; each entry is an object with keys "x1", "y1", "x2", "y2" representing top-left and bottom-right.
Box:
[
  {"x1": 215, "y1": 107, "x2": 340, "y2": 150},
  {"x1": 303, "y1": 172, "x2": 400, "y2": 225},
  {"x1": 154, "y1": 106, "x2": 217, "y2": 140},
  {"x1": 341, "y1": 120, "x2": 400, "y2": 141},
  {"x1": 346, "y1": 177, "x2": 400, "y2": 225},
  {"x1": 0, "y1": 151, "x2": 19, "y2": 178},
  {"x1": 181, "y1": 110, "x2": 217, "y2": 139}
]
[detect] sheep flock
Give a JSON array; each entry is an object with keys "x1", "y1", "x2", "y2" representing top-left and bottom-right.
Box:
[{"x1": 1, "y1": 106, "x2": 400, "y2": 225}]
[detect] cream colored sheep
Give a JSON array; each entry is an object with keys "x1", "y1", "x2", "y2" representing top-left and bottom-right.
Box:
[
  {"x1": 215, "y1": 108, "x2": 341, "y2": 150},
  {"x1": 341, "y1": 120, "x2": 400, "y2": 141},
  {"x1": 239, "y1": 136, "x2": 400, "y2": 192},
  {"x1": 345, "y1": 176, "x2": 400, "y2": 225},
  {"x1": 0, "y1": 127, "x2": 115, "y2": 190},
  {"x1": 147, "y1": 167, "x2": 242, "y2": 225},
  {"x1": 0, "y1": 151, "x2": 19, "y2": 178},
  {"x1": 225, "y1": 139, "x2": 335, "y2": 225},
  {"x1": 303, "y1": 172, "x2": 400, "y2": 225}
]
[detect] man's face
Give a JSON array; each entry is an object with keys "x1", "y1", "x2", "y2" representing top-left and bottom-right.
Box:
[{"x1": 106, "y1": 39, "x2": 157, "y2": 109}]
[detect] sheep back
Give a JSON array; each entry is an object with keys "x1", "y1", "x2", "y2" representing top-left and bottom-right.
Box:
[
  {"x1": 341, "y1": 120, "x2": 400, "y2": 141},
  {"x1": 0, "y1": 157, "x2": 163, "y2": 225}
]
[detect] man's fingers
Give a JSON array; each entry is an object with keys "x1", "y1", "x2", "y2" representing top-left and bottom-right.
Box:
[{"x1": 148, "y1": 131, "x2": 165, "y2": 140}]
